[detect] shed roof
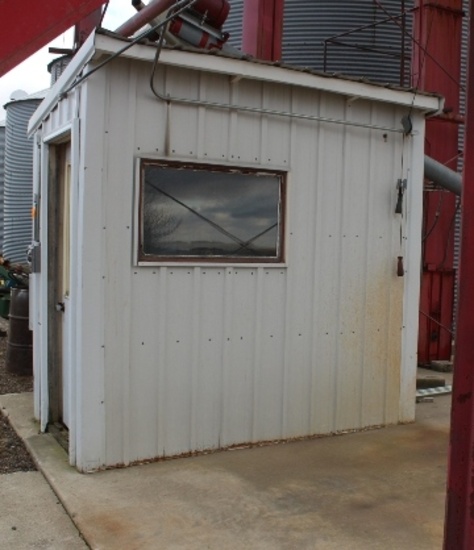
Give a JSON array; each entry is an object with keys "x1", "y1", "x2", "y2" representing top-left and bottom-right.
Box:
[{"x1": 28, "y1": 29, "x2": 443, "y2": 135}]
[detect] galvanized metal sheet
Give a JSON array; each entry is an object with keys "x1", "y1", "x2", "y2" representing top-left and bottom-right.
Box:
[
  {"x1": 453, "y1": 0, "x2": 469, "y2": 330},
  {"x1": 0, "y1": 125, "x2": 5, "y2": 251},
  {"x1": 4, "y1": 99, "x2": 41, "y2": 263},
  {"x1": 225, "y1": 0, "x2": 414, "y2": 86}
]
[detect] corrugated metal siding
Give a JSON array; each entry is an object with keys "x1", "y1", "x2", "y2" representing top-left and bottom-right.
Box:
[
  {"x1": 224, "y1": 0, "x2": 244, "y2": 47},
  {"x1": 453, "y1": 0, "x2": 469, "y2": 331},
  {"x1": 225, "y1": 0, "x2": 413, "y2": 86},
  {"x1": 0, "y1": 124, "x2": 5, "y2": 251},
  {"x1": 48, "y1": 55, "x2": 72, "y2": 85},
  {"x1": 77, "y1": 58, "x2": 412, "y2": 466},
  {"x1": 4, "y1": 99, "x2": 41, "y2": 263}
]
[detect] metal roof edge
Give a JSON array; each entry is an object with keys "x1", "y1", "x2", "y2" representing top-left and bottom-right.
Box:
[
  {"x1": 28, "y1": 29, "x2": 444, "y2": 136},
  {"x1": 27, "y1": 31, "x2": 97, "y2": 136},
  {"x1": 92, "y1": 31, "x2": 443, "y2": 115}
]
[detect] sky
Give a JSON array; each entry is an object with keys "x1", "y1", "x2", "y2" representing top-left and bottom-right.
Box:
[{"x1": 0, "y1": 1, "x2": 136, "y2": 121}]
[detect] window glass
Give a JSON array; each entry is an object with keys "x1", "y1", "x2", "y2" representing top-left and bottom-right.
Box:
[{"x1": 140, "y1": 162, "x2": 284, "y2": 262}]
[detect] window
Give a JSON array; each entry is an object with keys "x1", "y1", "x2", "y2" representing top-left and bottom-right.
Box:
[{"x1": 138, "y1": 161, "x2": 285, "y2": 263}]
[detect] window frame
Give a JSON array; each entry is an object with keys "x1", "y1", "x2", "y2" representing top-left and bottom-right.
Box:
[{"x1": 137, "y1": 159, "x2": 287, "y2": 265}]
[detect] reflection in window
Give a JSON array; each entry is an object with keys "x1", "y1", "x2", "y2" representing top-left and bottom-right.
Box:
[{"x1": 139, "y1": 162, "x2": 285, "y2": 262}]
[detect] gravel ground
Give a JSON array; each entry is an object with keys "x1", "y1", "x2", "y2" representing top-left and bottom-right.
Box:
[{"x1": 0, "y1": 317, "x2": 36, "y2": 473}]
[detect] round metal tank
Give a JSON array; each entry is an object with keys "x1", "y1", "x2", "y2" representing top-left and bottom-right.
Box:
[
  {"x1": 6, "y1": 287, "x2": 32, "y2": 376},
  {"x1": 225, "y1": 0, "x2": 414, "y2": 86},
  {"x1": 0, "y1": 121, "x2": 5, "y2": 251},
  {"x1": 48, "y1": 54, "x2": 72, "y2": 85},
  {"x1": 4, "y1": 92, "x2": 43, "y2": 264}
]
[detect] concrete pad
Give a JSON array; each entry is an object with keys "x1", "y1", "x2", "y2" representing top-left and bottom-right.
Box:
[
  {"x1": 0, "y1": 471, "x2": 88, "y2": 549},
  {"x1": 1, "y1": 391, "x2": 450, "y2": 550}
]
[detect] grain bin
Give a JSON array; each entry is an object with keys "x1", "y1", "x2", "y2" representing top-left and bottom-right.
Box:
[
  {"x1": 0, "y1": 120, "x2": 5, "y2": 252},
  {"x1": 4, "y1": 90, "x2": 45, "y2": 264},
  {"x1": 48, "y1": 55, "x2": 72, "y2": 85},
  {"x1": 225, "y1": 0, "x2": 414, "y2": 86}
]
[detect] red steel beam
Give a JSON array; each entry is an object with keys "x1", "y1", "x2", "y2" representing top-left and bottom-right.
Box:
[
  {"x1": 413, "y1": 0, "x2": 462, "y2": 364},
  {"x1": 0, "y1": 0, "x2": 105, "y2": 78},
  {"x1": 242, "y1": 0, "x2": 284, "y2": 61},
  {"x1": 74, "y1": 7, "x2": 104, "y2": 50},
  {"x1": 444, "y1": 1, "x2": 474, "y2": 546}
]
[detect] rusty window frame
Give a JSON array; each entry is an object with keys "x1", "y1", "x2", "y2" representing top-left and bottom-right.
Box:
[{"x1": 138, "y1": 160, "x2": 286, "y2": 264}]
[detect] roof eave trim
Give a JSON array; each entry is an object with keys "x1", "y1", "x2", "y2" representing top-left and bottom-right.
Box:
[
  {"x1": 28, "y1": 31, "x2": 97, "y2": 136},
  {"x1": 92, "y1": 33, "x2": 443, "y2": 114}
]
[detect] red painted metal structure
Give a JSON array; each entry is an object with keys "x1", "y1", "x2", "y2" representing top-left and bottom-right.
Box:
[
  {"x1": 0, "y1": 0, "x2": 105, "y2": 78},
  {"x1": 74, "y1": 7, "x2": 104, "y2": 51},
  {"x1": 413, "y1": 0, "x2": 463, "y2": 366},
  {"x1": 241, "y1": 0, "x2": 284, "y2": 61},
  {"x1": 444, "y1": 1, "x2": 474, "y2": 544}
]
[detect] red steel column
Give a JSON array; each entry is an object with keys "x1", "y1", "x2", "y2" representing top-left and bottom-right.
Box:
[
  {"x1": 444, "y1": 1, "x2": 474, "y2": 546},
  {"x1": 413, "y1": 0, "x2": 463, "y2": 365},
  {"x1": 0, "y1": 0, "x2": 105, "y2": 77},
  {"x1": 242, "y1": 0, "x2": 284, "y2": 61}
]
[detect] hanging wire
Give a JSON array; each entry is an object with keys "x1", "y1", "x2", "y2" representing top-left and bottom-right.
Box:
[
  {"x1": 61, "y1": 0, "x2": 196, "y2": 98},
  {"x1": 422, "y1": 189, "x2": 444, "y2": 241},
  {"x1": 374, "y1": 0, "x2": 464, "y2": 94}
]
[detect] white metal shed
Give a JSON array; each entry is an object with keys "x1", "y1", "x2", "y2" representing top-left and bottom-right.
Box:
[{"x1": 29, "y1": 30, "x2": 441, "y2": 472}]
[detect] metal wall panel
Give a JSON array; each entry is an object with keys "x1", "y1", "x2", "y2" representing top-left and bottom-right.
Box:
[
  {"x1": 0, "y1": 123, "x2": 5, "y2": 251},
  {"x1": 74, "y1": 57, "x2": 416, "y2": 466},
  {"x1": 225, "y1": 0, "x2": 414, "y2": 86},
  {"x1": 4, "y1": 98, "x2": 41, "y2": 263}
]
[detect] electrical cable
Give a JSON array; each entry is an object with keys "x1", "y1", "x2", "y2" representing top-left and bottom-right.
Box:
[
  {"x1": 61, "y1": 0, "x2": 195, "y2": 98},
  {"x1": 422, "y1": 190, "x2": 444, "y2": 242}
]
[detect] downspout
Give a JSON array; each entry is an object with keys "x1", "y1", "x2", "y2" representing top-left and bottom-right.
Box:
[{"x1": 424, "y1": 155, "x2": 462, "y2": 196}]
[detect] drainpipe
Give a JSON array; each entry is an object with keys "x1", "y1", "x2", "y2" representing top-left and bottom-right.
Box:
[{"x1": 424, "y1": 155, "x2": 462, "y2": 196}]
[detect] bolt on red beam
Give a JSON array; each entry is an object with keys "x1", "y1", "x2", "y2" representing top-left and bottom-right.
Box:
[
  {"x1": 444, "y1": 1, "x2": 474, "y2": 548},
  {"x1": 0, "y1": 0, "x2": 105, "y2": 78}
]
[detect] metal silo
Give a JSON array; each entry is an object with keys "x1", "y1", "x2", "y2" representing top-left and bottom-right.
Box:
[
  {"x1": 4, "y1": 91, "x2": 44, "y2": 264},
  {"x1": 225, "y1": 0, "x2": 414, "y2": 86},
  {"x1": 48, "y1": 54, "x2": 72, "y2": 85},
  {"x1": 0, "y1": 120, "x2": 5, "y2": 252}
]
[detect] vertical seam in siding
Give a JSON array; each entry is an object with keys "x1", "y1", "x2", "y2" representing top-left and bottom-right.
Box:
[
  {"x1": 158, "y1": 266, "x2": 168, "y2": 455},
  {"x1": 251, "y1": 267, "x2": 264, "y2": 440},
  {"x1": 190, "y1": 266, "x2": 201, "y2": 450}
]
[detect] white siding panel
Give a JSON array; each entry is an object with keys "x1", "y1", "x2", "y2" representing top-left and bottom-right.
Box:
[
  {"x1": 102, "y1": 61, "x2": 137, "y2": 466},
  {"x1": 192, "y1": 269, "x2": 225, "y2": 450},
  {"x1": 59, "y1": 56, "x2": 421, "y2": 466},
  {"x1": 253, "y1": 268, "x2": 287, "y2": 441},
  {"x1": 220, "y1": 268, "x2": 258, "y2": 445}
]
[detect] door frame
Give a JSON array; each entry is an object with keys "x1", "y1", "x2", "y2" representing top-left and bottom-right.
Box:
[{"x1": 41, "y1": 121, "x2": 80, "y2": 464}]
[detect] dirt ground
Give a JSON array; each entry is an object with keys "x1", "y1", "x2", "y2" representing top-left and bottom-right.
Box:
[{"x1": 0, "y1": 317, "x2": 36, "y2": 473}]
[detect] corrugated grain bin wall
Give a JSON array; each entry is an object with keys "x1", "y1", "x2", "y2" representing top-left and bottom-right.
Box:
[
  {"x1": 4, "y1": 99, "x2": 41, "y2": 264},
  {"x1": 48, "y1": 55, "x2": 72, "y2": 85},
  {"x1": 225, "y1": 0, "x2": 413, "y2": 86},
  {"x1": 453, "y1": 0, "x2": 469, "y2": 330},
  {"x1": 0, "y1": 122, "x2": 5, "y2": 251}
]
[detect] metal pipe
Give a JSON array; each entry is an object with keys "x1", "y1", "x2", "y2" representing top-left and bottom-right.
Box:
[
  {"x1": 424, "y1": 155, "x2": 462, "y2": 196},
  {"x1": 115, "y1": 0, "x2": 177, "y2": 36},
  {"x1": 150, "y1": 76, "x2": 408, "y2": 133}
]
